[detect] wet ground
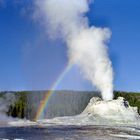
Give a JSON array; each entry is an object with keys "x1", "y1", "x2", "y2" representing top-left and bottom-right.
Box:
[{"x1": 0, "y1": 125, "x2": 140, "y2": 140}]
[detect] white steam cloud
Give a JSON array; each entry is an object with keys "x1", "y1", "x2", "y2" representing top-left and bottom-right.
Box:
[
  {"x1": 35, "y1": 0, "x2": 114, "y2": 100},
  {"x1": 0, "y1": 93, "x2": 17, "y2": 124}
]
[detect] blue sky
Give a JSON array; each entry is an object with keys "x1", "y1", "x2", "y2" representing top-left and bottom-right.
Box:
[{"x1": 0, "y1": 0, "x2": 140, "y2": 92}]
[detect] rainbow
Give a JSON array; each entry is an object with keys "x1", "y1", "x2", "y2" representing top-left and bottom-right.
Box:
[{"x1": 34, "y1": 64, "x2": 72, "y2": 121}]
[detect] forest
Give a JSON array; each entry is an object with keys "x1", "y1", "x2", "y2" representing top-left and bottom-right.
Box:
[{"x1": 0, "y1": 91, "x2": 139, "y2": 119}]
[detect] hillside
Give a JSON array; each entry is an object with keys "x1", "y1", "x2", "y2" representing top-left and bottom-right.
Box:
[{"x1": 0, "y1": 91, "x2": 140, "y2": 119}]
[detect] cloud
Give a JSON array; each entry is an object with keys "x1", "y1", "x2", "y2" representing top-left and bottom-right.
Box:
[{"x1": 34, "y1": 0, "x2": 114, "y2": 100}]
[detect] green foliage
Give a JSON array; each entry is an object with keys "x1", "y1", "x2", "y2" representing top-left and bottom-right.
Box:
[
  {"x1": 2, "y1": 91, "x2": 140, "y2": 118},
  {"x1": 114, "y1": 91, "x2": 140, "y2": 114},
  {"x1": 7, "y1": 91, "x2": 29, "y2": 118}
]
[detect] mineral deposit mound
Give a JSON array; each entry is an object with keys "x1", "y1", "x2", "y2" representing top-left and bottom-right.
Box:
[{"x1": 40, "y1": 97, "x2": 140, "y2": 126}]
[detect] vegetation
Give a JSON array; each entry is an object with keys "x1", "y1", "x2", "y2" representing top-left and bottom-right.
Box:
[
  {"x1": 114, "y1": 91, "x2": 140, "y2": 114},
  {"x1": 0, "y1": 91, "x2": 140, "y2": 118},
  {"x1": 7, "y1": 91, "x2": 29, "y2": 118}
]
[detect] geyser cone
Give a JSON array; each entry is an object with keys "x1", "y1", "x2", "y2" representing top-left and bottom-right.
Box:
[
  {"x1": 82, "y1": 97, "x2": 140, "y2": 123},
  {"x1": 35, "y1": 96, "x2": 140, "y2": 126}
]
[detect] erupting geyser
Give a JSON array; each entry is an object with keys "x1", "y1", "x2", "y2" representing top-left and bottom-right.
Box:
[
  {"x1": 35, "y1": 0, "x2": 114, "y2": 100},
  {"x1": 36, "y1": 97, "x2": 140, "y2": 126}
]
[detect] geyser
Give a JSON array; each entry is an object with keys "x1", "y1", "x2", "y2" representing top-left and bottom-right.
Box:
[
  {"x1": 83, "y1": 97, "x2": 140, "y2": 122},
  {"x1": 36, "y1": 97, "x2": 140, "y2": 126},
  {"x1": 35, "y1": 0, "x2": 114, "y2": 100}
]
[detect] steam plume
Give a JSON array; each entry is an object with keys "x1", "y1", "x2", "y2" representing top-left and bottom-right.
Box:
[
  {"x1": 35, "y1": 0, "x2": 114, "y2": 100},
  {"x1": 0, "y1": 93, "x2": 16, "y2": 123}
]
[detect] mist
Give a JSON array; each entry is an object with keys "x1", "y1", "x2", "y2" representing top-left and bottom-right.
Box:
[
  {"x1": 34, "y1": 0, "x2": 114, "y2": 100},
  {"x1": 0, "y1": 93, "x2": 17, "y2": 124}
]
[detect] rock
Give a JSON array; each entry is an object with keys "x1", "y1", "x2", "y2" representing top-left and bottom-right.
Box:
[
  {"x1": 35, "y1": 96, "x2": 140, "y2": 126},
  {"x1": 82, "y1": 97, "x2": 140, "y2": 123}
]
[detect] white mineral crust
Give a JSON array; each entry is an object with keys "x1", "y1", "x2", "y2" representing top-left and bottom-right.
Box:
[
  {"x1": 37, "y1": 97, "x2": 140, "y2": 126},
  {"x1": 9, "y1": 97, "x2": 140, "y2": 127},
  {"x1": 82, "y1": 97, "x2": 140, "y2": 123}
]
